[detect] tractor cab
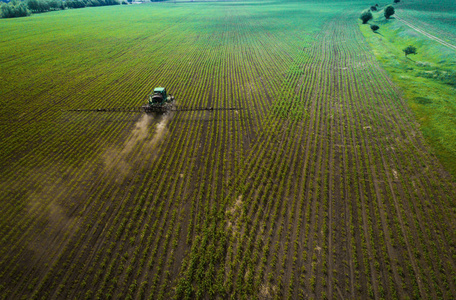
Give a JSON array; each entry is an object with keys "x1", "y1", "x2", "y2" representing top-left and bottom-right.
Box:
[{"x1": 149, "y1": 87, "x2": 167, "y2": 106}]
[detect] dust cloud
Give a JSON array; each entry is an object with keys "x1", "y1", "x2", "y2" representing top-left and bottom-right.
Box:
[
  {"x1": 147, "y1": 113, "x2": 170, "y2": 150},
  {"x1": 21, "y1": 112, "x2": 171, "y2": 262},
  {"x1": 102, "y1": 113, "x2": 170, "y2": 179}
]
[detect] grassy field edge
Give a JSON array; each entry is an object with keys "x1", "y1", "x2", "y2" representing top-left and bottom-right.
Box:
[{"x1": 358, "y1": 7, "x2": 456, "y2": 179}]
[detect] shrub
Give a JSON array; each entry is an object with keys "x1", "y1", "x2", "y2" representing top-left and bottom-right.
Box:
[
  {"x1": 384, "y1": 5, "x2": 395, "y2": 19},
  {"x1": 427, "y1": 69, "x2": 456, "y2": 86},
  {"x1": 360, "y1": 10, "x2": 373, "y2": 24},
  {"x1": 403, "y1": 45, "x2": 417, "y2": 56},
  {"x1": 370, "y1": 24, "x2": 380, "y2": 31}
]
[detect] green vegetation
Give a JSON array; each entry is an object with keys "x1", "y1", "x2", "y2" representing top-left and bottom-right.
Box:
[
  {"x1": 400, "y1": 0, "x2": 456, "y2": 12},
  {"x1": 65, "y1": 0, "x2": 86, "y2": 8},
  {"x1": 26, "y1": 0, "x2": 65, "y2": 12},
  {"x1": 403, "y1": 45, "x2": 417, "y2": 56},
  {"x1": 0, "y1": 0, "x2": 30, "y2": 18},
  {"x1": 0, "y1": 0, "x2": 119, "y2": 18},
  {"x1": 370, "y1": 24, "x2": 379, "y2": 31},
  {"x1": 384, "y1": 5, "x2": 395, "y2": 19},
  {"x1": 360, "y1": 9, "x2": 373, "y2": 24},
  {"x1": 360, "y1": 0, "x2": 456, "y2": 175},
  {"x1": 1, "y1": 0, "x2": 455, "y2": 299}
]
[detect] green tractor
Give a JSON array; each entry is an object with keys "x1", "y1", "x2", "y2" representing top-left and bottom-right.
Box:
[
  {"x1": 148, "y1": 87, "x2": 174, "y2": 107},
  {"x1": 68, "y1": 86, "x2": 241, "y2": 113}
]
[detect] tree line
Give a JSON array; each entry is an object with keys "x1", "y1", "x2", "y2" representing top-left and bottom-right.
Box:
[{"x1": 1, "y1": 0, "x2": 120, "y2": 18}]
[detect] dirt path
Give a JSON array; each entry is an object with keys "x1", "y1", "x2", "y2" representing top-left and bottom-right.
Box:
[{"x1": 396, "y1": 15, "x2": 456, "y2": 51}]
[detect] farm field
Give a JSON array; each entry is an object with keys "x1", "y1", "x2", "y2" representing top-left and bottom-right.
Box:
[
  {"x1": 397, "y1": 0, "x2": 456, "y2": 45},
  {"x1": 360, "y1": 0, "x2": 456, "y2": 176},
  {"x1": 1, "y1": 0, "x2": 456, "y2": 299}
]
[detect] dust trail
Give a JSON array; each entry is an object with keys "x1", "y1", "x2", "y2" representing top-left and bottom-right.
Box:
[
  {"x1": 102, "y1": 114, "x2": 152, "y2": 177},
  {"x1": 123, "y1": 113, "x2": 153, "y2": 154},
  {"x1": 147, "y1": 113, "x2": 171, "y2": 149},
  {"x1": 103, "y1": 113, "x2": 171, "y2": 178}
]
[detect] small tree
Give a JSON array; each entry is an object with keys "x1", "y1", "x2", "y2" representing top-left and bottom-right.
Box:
[
  {"x1": 370, "y1": 24, "x2": 380, "y2": 32},
  {"x1": 370, "y1": 5, "x2": 377, "y2": 11},
  {"x1": 403, "y1": 45, "x2": 417, "y2": 56},
  {"x1": 394, "y1": 0, "x2": 400, "y2": 3},
  {"x1": 360, "y1": 10, "x2": 373, "y2": 24},
  {"x1": 384, "y1": 5, "x2": 395, "y2": 19}
]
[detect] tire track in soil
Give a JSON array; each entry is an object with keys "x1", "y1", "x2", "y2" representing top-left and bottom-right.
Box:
[
  {"x1": 346, "y1": 16, "x2": 392, "y2": 298},
  {"x1": 373, "y1": 57, "x2": 456, "y2": 272},
  {"x1": 332, "y1": 33, "x2": 356, "y2": 296},
  {"x1": 352, "y1": 46, "x2": 395, "y2": 298},
  {"x1": 357, "y1": 73, "x2": 406, "y2": 299},
  {"x1": 337, "y1": 19, "x2": 380, "y2": 297},
  {"x1": 352, "y1": 9, "x2": 456, "y2": 298},
  {"x1": 396, "y1": 15, "x2": 456, "y2": 51},
  {"x1": 359, "y1": 65, "x2": 410, "y2": 298},
  {"x1": 361, "y1": 21, "x2": 456, "y2": 295}
]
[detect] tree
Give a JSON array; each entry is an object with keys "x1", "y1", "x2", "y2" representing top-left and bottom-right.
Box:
[
  {"x1": 1, "y1": 1, "x2": 30, "y2": 17},
  {"x1": 66, "y1": 0, "x2": 85, "y2": 8},
  {"x1": 48, "y1": 0, "x2": 64, "y2": 10},
  {"x1": 370, "y1": 24, "x2": 380, "y2": 32},
  {"x1": 403, "y1": 45, "x2": 417, "y2": 56},
  {"x1": 360, "y1": 10, "x2": 373, "y2": 24},
  {"x1": 394, "y1": 0, "x2": 400, "y2": 3},
  {"x1": 370, "y1": 5, "x2": 377, "y2": 11},
  {"x1": 384, "y1": 5, "x2": 395, "y2": 19},
  {"x1": 26, "y1": 0, "x2": 51, "y2": 12}
]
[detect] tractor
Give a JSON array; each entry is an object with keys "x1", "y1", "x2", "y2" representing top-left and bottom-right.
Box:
[
  {"x1": 148, "y1": 87, "x2": 174, "y2": 107},
  {"x1": 68, "y1": 86, "x2": 240, "y2": 113}
]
